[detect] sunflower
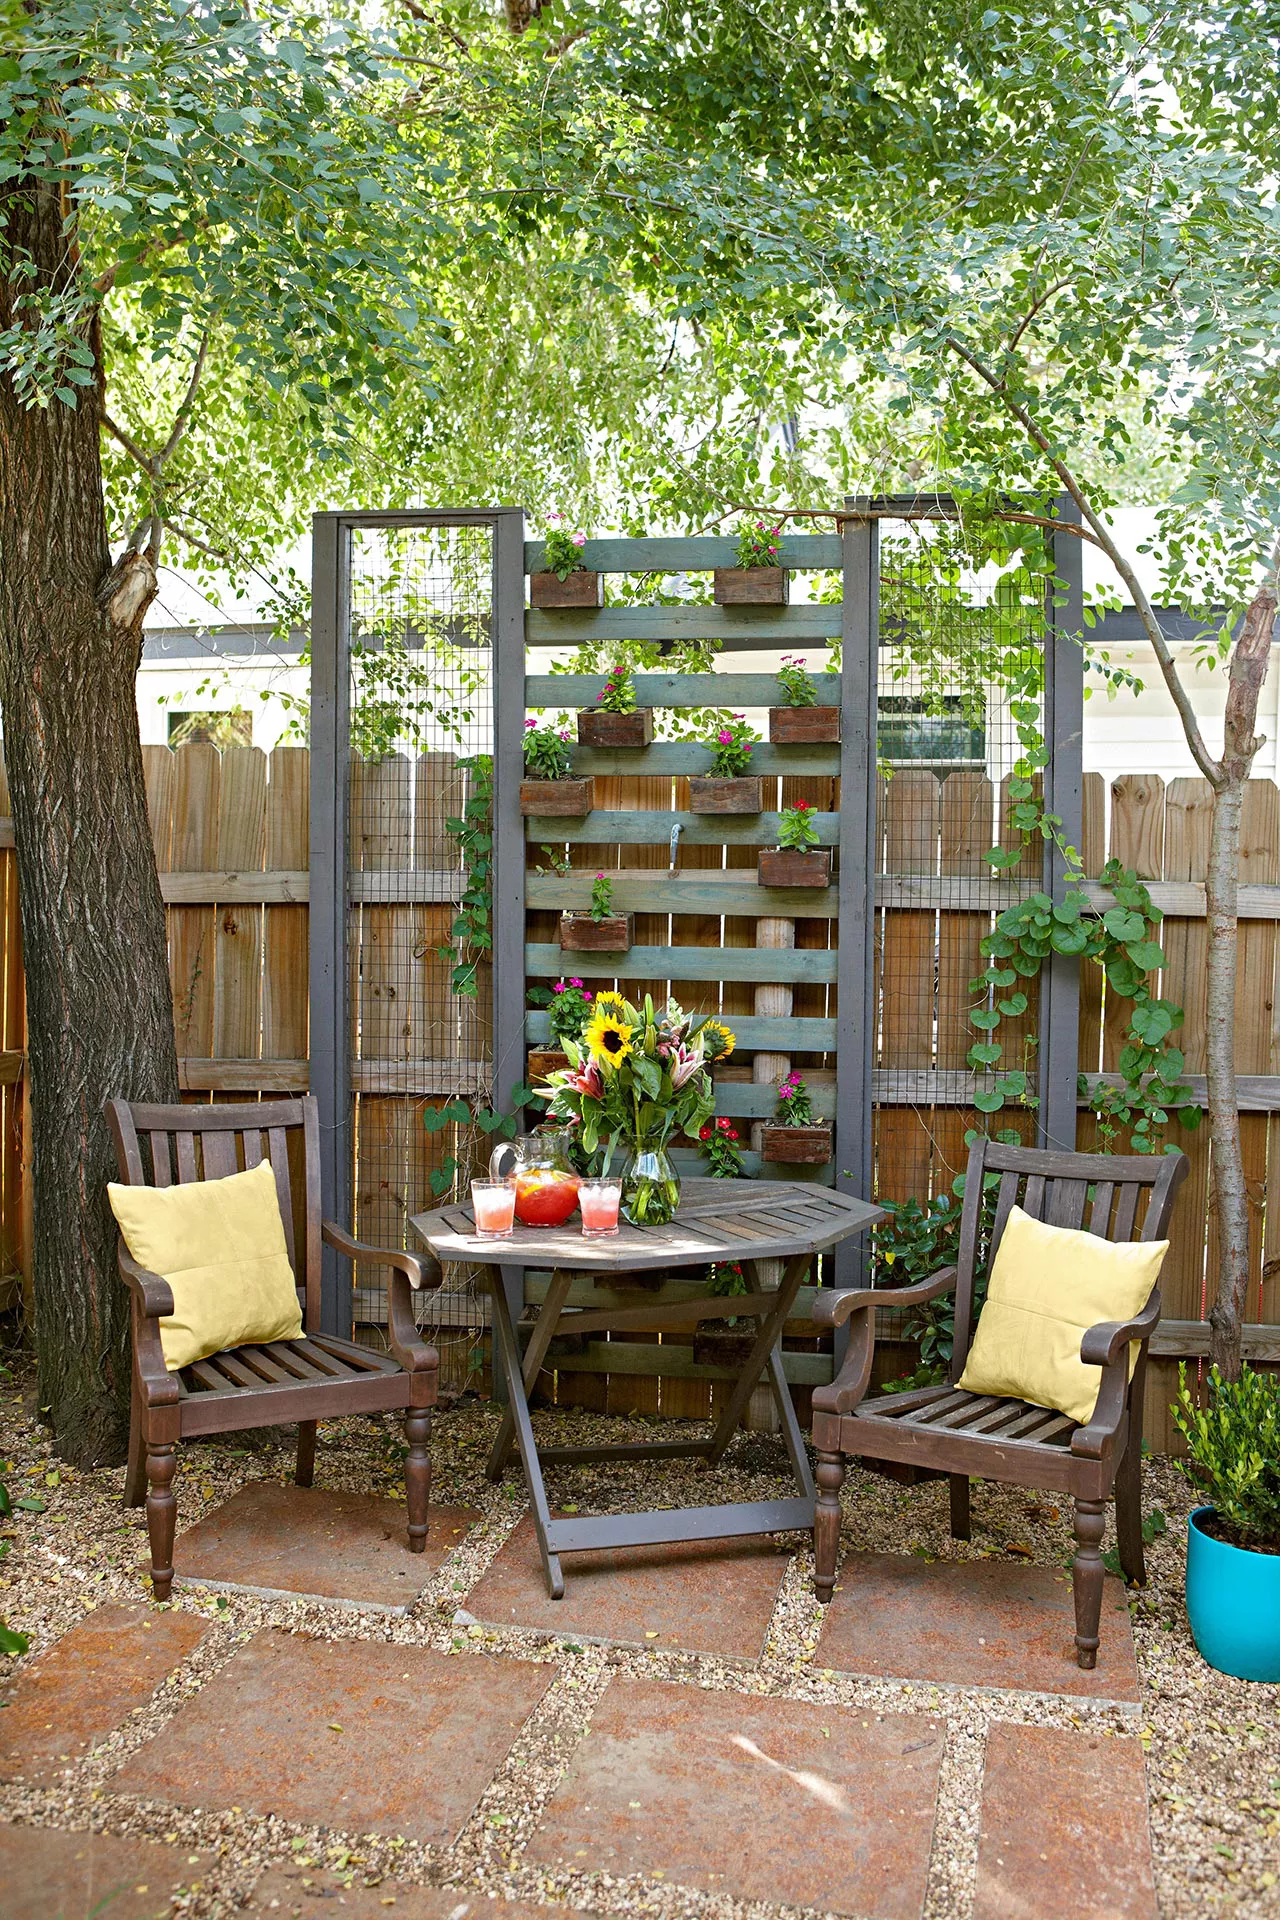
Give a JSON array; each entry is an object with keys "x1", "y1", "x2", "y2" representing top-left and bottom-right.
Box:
[
  {"x1": 584, "y1": 1008, "x2": 634, "y2": 1068},
  {"x1": 593, "y1": 989, "x2": 630, "y2": 1022},
  {"x1": 699, "y1": 1018, "x2": 736, "y2": 1061}
]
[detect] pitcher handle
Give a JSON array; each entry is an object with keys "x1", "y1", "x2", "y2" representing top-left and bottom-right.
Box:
[{"x1": 489, "y1": 1140, "x2": 519, "y2": 1183}]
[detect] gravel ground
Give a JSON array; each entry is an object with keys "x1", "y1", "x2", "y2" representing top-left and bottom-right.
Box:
[{"x1": 1, "y1": 1366, "x2": 1277, "y2": 1920}]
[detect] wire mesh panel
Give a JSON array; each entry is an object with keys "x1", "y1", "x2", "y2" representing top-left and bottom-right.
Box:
[
  {"x1": 344, "y1": 524, "x2": 494, "y2": 1378},
  {"x1": 873, "y1": 514, "x2": 1051, "y2": 1216}
]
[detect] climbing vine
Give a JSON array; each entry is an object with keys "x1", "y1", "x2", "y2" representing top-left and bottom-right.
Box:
[
  {"x1": 969, "y1": 607, "x2": 1199, "y2": 1152},
  {"x1": 441, "y1": 754, "x2": 493, "y2": 1000}
]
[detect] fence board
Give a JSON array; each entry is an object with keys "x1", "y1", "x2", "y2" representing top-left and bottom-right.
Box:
[
  {"x1": 214, "y1": 747, "x2": 266, "y2": 1062},
  {"x1": 264, "y1": 748, "x2": 309, "y2": 1063},
  {"x1": 169, "y1": 745, "x2": 219, "y2": 1060}
]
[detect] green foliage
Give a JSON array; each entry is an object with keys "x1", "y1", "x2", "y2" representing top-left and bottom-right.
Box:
[
  {"x1": 421, "y1": 1082, "x2": 533, "y2": 1202},
  {"x1": 529, "y1": 977, "x2": 594, "y2": 1047},
  {"x1": 1174, "y1": 1365, "x2": 1280, "y2": 1550},
  {"x1": 705, "y1": 716, "x2": 757, "y2": 778},
  {"x1": 735, "y1": 519, "x2": 783, "y2": 569},
  {"x1": 441, "y1": 754, "x2": 492, "y2": 1000},
  {"x1": 706, "y1": 1260, "x2": 748, "y2": 1297},
  {"x1": 542, "y1": 520, "x2": 588, "y2": 582},
  {"x1": 774, "y1": 1071, "x2": 813, "y2": 1126},
  {"x1": 777, "y1": 802, "x2": 819, "y2": 853},
  {"x1": 589, "y1": 872, "x2": 614, "y2": 923},
  {"x1": 699, "y1": 1117, "x2": 746, "y2": 1178},
  {"x1": 522, "y1": 723, "x2": 574, "y2": 782},
  {"x1": 595, "y1": 667, "x2": 637, "y2": 716},
  {"x1": 777, "y1": 656, "x2": 818, "y2": 707}
]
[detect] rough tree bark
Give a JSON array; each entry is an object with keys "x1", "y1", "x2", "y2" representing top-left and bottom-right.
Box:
[
  {"x1": 0, "y1": 176, "x2": 180, "y2": 1465},
  {"x1": 1206, "y1": 583, "x2": 1277, "y2": 1378}
]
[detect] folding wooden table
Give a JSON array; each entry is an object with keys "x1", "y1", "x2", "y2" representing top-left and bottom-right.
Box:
[{"x1": 411, "y1": 1178, "x2": 881, "y2": 1598}]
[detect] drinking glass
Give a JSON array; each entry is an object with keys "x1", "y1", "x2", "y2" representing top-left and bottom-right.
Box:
[
  {"x1": 471, "y1": 1179, "x2": 516, "y2": 1239},
  {"x1": 579, "y1": 1177, "x2": 622, "y2": 1238}
]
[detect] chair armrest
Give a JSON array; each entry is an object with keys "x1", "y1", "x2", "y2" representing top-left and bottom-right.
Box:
[
  {"x1": 321, "y1": 1221, "x2": 443, "y2": 1292},
  {"x1": 1071, "y1": 1289, "x2": 1161, "y2": 1460},
  {"x1": 811, "y1": 1267, "x2": 958, "y2": 1331},
  {"x1": 321, "y1": 1221, "x2": 440, "y2": 1376},
  {"x1": 1078, "y1": 1289, "x2": 1161, "y2": 1368},
  {"x1": 118, "y1": 1248, "x2": 175, "y2": 1319}
]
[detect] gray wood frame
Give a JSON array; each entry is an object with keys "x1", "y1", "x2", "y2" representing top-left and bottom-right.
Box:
[
  {"x1": 308, "y1": 507, "x2": 525, "y2": 1337},
  {"x1": 1040, "y1": 497, "x2": 1086, "y2": 1149}
]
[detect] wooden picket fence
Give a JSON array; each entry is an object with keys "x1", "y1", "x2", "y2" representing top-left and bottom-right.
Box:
[{"x1": 0, "y1": 740, "x2": 1277, "y2": 1447}]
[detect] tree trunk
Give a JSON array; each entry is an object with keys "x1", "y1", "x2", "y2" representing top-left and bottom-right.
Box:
[
  {"x1": 1205, "y1": 581, "x2": 1277, "y2": 1379},
  {"x1": 0, "y1": 177, "x2": 179, "y2": 1465}
]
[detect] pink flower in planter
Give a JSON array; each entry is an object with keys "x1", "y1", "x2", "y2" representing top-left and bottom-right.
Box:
[{"x1": 573, "y1": 532, "x2": 586, "y2": 547}]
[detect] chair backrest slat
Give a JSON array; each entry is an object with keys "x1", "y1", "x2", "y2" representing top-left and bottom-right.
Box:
[
  {"x1": 201, "y1": 1130, "x2": 240, "y2": 1181},
  {"x1": 103, "y1": 1096, "x2": 324, "y2": 1326},
  {"x1": 175, "y1": 1132, "x2": 198, "y2": 1183},
  {"x1": 1087, "y1": 1182, "x2": 1115, "y2": 1236},
  {"x1": 147, "y1": 1132, "x2": 172, "y2": 1187},
  {"x1": 945, "y1": 1138, "x2": 1190, "y2": 1385},
  {"x1": 266, "y1": 1126, "x2": 297, "y2": 1271}
]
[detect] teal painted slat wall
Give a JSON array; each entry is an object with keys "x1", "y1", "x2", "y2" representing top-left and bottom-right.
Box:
[
  {"x1": 523, "y1": 810, "x2": 840, "y2": 847},
  {"x1": 571, "y1": 742, "x2": 840, "y2": 777},
  {"x1": 523, "y1": 534, "x2": 842, "y2": 573},
  {"x1": 525, "y1": 671, "x2": 807, "y2": 708},
  {"x1": 526, "y1": 943, "x2": 839, "y2": 982},
  {"x1": 525, "y1": 607, "x2": 842, "y2": 649},
  {"x1": 526, "y1": 1011, "x2": 839, "y2": 1049},
  {"x1": 527, "y1": 873, "x2": 840, "y2": 918}
]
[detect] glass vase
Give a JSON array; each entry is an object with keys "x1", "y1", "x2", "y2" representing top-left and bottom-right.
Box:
[{"x1": 621, "y1": 1139, "x2": 681, "y2": 1227}]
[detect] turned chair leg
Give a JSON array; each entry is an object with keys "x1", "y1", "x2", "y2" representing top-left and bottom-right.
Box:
[
  {"x1": 404, "y1": 1407, "x2": 431, "y2": 1553},
  {"x1": 1072, "y1": 1497, "x2": 1107, "y2": 1669},
  {"x1": 814, "y1": 1449, "x2": 846, "y2": 1604},
  {"x1": 948, "y1": 1473, "x2": 971, "y2": 1542},
  {"x1": 1114, "y1": 1419, "x2": 1145, "y2": 1587},
  {"x1": 145, "y1": 1443, "x2": 178, "y2": 1602},
  {"x1": 123, "y1": 1389, "x2": 146, "y2": 1510},
  {"x1": 295, "y1": 1420, "x2": 317, "y2": 1488}
]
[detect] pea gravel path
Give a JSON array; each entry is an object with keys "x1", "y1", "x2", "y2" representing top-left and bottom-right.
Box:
[{"x1": 1, "y1": 1371, "x2": 1277, "y2": 1919}]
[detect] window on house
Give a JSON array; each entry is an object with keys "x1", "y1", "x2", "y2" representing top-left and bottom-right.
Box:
[
  {"x1": 167, "y1": 709, "x2": 253, "y2": 749},
  {"x1": 878, "y1": 695, "x2": 985, "y2": 765}
]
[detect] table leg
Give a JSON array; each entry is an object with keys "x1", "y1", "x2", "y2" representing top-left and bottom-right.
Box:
[
  {"x1": 705, "y1": 1252, "x2": 812, "y2": 1469},
  {"x1": 484, "y1": 1264, "x2": 565, "y2": 1599},
  {"x1": 486, "y1": 1266, "x2": 575, "y2": 1482}
]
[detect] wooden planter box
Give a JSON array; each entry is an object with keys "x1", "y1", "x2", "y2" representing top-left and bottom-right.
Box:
[
  {"x1": 760, "y1": 1124, "x2": 833, "y2": 1166},
  {"x1": 688, "y1": 775, "x2": 764, "y2": 814},
  {"x1": 519, "y1": 777, "x2": 594, "y2": 817},
  {"x1": 757, "y1": 848, "x2": 831, "y2": 889},
  {"x1": 527, "y1": 1048, "x2": 570, "y2": 1081},
  {"x1": 577, "y1": 708, "x2": 654, "y2": 748},
  {"x1": 769, "y1": 705, "x2": 841, "y2": 744},
  {"x1": 713, "y1": 567, "x2": 789, "y2": 607},
  {"x1": 694, "y1": 1325, "x2": 759, "y2": 1368},
  {"x1": 530, "y1": 569, "x2": 604, "y2": 609},
  {"x1": 559, "y1": 911, "x2": 633, "y2": 952}
]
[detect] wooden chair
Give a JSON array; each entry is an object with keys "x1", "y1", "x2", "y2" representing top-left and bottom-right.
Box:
[
  {"x1": 105, "y1": 1094, "x2": 440, "y2": 1600},
  {"x1": 811, "y1": 1139, "x2": 1188, "y2": 1668}
]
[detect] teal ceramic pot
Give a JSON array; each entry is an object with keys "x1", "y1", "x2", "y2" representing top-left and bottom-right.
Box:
[{"x1": 1185, "y1": 1506, "x2": 1280, "y2": 1682}]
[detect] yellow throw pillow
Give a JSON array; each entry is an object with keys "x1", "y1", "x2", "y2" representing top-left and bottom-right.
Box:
[
  {"x1": 108, "y1": 1157, "x2": 303, "y2": 1372},
  {"x1": 957, "y1": 1204, "x2": 1168, "y2": 1425}
]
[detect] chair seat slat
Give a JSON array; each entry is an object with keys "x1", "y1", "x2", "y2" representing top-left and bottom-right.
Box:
[
  {"x1": 311, "y1": 1334, "x2": 399, "y2": 1375},
  {"x1": 264, "y1": 1340, "x2": 331, "y2": 1382},
  {"x1": 926, "y1": 1394, "x2": 1007, "y2": 1431},
  {"x1": 903, "y1": 1389, "x2": 974, "y2": 1426}
]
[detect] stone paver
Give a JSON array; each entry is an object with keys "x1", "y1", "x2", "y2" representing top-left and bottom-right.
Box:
[
  {"x1": 974, "y1": 1722, "x2": 1158, "y2": 1919},
  {"x1": 250, "y1": 1863, "x2": 609, "y2": 1917},
  {"x1": 0, "y1": 1602, "x2": 209, "y2": 1784},
  {"x1": 0, "y1": 1821, "x2": 213, "y2": 1920},
  {"x1": 174, "y1": 1481, "x2": 480, "y2": 1611},
  {"x1": 817, "y1": 1551, "x2": 1140, "y2": 1700},
  {"x1": 465, "y1": 1513, "x2": 791, "y2": 1659},
  {"x1": 115, "y1": 1629, "x2": 554, "y2": 1845},
  {"x1": 527, "y1": 1675, "x2": 942, "y2": 1919}
]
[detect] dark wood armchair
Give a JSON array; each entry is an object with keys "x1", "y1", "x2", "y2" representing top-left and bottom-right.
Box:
[
  {"x1": 811, "y1": 1139, "x2": 1188, "y2": 1669},
  {"x1": 105, "y1": 1095, "x2": 441, "y2": 1600}
]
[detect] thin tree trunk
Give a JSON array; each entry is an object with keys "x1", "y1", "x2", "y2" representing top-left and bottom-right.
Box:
[
  {"x1": 0, "y1": 177, "x2": 180, "y2": 1464},
  {"x1": 1205, "y1": 582, "x2": 1277, "y2": 1378}
]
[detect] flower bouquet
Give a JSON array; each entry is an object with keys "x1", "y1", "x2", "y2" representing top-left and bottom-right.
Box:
[{"x1": 532, "y1": 994, "x2": 736, "y2": 1225}]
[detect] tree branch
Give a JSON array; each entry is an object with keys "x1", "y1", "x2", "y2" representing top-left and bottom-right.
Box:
[
  {"x1": 1005, "y1": 277, "x2": 1073, "y2": 358},
  {"x1": 944, "y1": 333, "x2": 1223, "y2": 786},
  {"x1": 158, "y1": 332, "x2": 209, "y2": 462},
  {"x1": 100, "y1": 409, "x2": 154, "y2": 474}
]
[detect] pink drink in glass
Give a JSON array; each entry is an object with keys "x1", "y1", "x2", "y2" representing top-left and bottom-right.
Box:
[
  {"x1": 471, "y1": 1180, "x2": 516, "y2": 1238},
  {"x1": 579, "y1": 1179, "x2": 621, "y2": 1237}
]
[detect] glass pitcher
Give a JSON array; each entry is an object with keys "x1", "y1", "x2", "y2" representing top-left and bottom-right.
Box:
[{"x1": 490, "y1": 1129, "x2": 582, "y2": 1228}]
